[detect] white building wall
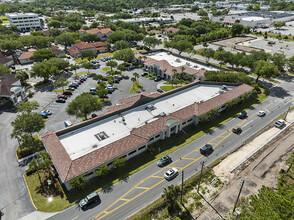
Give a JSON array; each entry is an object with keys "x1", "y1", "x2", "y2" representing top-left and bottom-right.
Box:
[{"x1": 6, "y1": 13, "x2": 41, "y2": 30}]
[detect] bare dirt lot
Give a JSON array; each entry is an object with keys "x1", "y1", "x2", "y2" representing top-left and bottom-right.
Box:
[
  {"x1": 197, "y1": 113, "x2": 294, "y2": 220},
  {"x1": 212, "y1": 36, "x2": 263, "y2": 53}
]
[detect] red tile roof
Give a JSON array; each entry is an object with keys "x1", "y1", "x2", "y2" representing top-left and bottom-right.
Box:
[
  {"x1": 42, "y1": 82, "x2": 253, "y2": 183},
  {"x1": 50, "y1": 46, "x2": 65, "y2": 56},
  {"x1": 164, "y1": 27, "x2": 180, "y2": 33},
  {"x1": 0, "y1": 52, "x2": 13, "y2": 65},
  {"x1": 67, "y1": 47, "x2": 80, "y2": 55},
  {"x1": 79, "y1": 28, "x2": 113, "y2": 35},
  {"x1": 73, "y1": 41, "x2": 107, "y2": 50},
  {"x1": 19, "y1": 50, "x2": 36, "y2": 60},
  {"x1": 0, "y1": 74, "x2": 20, "y2": 96}
]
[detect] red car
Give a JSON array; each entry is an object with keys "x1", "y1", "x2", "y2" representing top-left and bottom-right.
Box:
[
  {"x1": 78, "y1": 78, "x2": 84, "y2": 83},
  {"x1": 58, "y1": 95, "x2": 67, "y2": 100},
  {"x1": 91, "y1": 113, "x2": 98, "y2": 118},
  {"x1": 63, "y1": 91, "x2": 72, "y2": 96}
]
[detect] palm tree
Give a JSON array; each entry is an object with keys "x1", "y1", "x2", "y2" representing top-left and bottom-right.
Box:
[
  {"x1": 131, "y1": 77, "x2": 136, "y2": 83},
  {"x1": 69, "y1": 64, "x2": 80, "y2": 78},
  {"x1": 38, "y1": 152, "x2": 53, "y2": 180},
  {"x1": 162, "y1": 184, "x2": 181, "y2": 209},
  {"x1": 29, "y1": 158, "x2": 43, "y2": 187},
  {"x1": 133, "y1": 72, "x2": 140, "y2": 80},
  {"x1": 180, "y1": 66, "x2": 186, "y2": 79},
  {"x1": 142, "y1": 56, "x2": 147, "y2": 63},
  {"x1": 138, "y1": 56, "x2": 143, "y2": 64}
]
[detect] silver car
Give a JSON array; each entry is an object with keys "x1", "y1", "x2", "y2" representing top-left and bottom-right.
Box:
[{"x1": 164, "y1": 168, "x2": 178, "y2": 180}]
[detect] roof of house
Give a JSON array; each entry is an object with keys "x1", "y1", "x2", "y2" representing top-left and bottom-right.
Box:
[
  {"x1": 66, "y1": 47, "x2": 80, "y2": 55},
  {"x1": 79, "y1": 27, "x2": 113, "y2": 35},
  {"x1": 0, "y1": 52, "x2": 13, "y2": 65},
  {"x1": 164, "y1": 27, "x2": 180, "y2": 33},
  {"x1": 42, "y1": 82, "x2": 253, "y2": 183},
  {"x1": 73, "y1": 41, "x2": 107, "y2": 50},
  {"x1": 50, "y1": 46, "x2": 65, "y2": 56},
  {"x1": 0, "y1": 73, "x2": 19, "y2": 96},
  {"x1": 18, "y1": 49, "x2": 36, "y2": 60}
]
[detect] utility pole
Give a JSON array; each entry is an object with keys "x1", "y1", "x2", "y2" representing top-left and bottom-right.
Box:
[
  {"x1": 181, "y1": 170, "x2": 184, "y2": 204},
  {"x1": 197, "y1": 161, "x2": 205, "y2": 193},
  {"x1": 233, "y1": 179, "x2": 245, "y2": 213},
  {"x1": 284, "y1": 106, "x2": 291, "y2": 121}
]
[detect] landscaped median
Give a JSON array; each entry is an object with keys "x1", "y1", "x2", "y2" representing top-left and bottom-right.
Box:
[
  {"x1": 24, "y1": 86, "x2": 268, "y2": 212},
  {"x1": 129, "y1": 81, "x2": 142, "y2": 93}
]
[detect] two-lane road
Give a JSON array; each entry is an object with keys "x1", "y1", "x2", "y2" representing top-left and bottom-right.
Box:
[{"x1": 49, "y1": 94, "x2": 293, "y2": 220}]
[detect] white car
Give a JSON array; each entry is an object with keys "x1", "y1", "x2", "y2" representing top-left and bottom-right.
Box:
[
  {"x1": 42, "y1": 110, "x2": 52, "y2": 115},
  {"x1": 257, "y1": 110, "x2": 266, "y2": 117},
  {"x1": 274, "y1": 119, "x2": 285, "y2": 128},
  {"x1": 164, "y1": 168, "x2": 178, "y2": 180}
]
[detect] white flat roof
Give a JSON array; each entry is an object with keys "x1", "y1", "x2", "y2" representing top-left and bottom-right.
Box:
[
  {"x1": 148, "y1": 51, "x2": 218, "y2": 71},
  {"x1": 241, "y1": 16, "x2": 268, "y2": 21},
  {"x1": 59, "y1": 84, "x2": 235, "y2": 160}
]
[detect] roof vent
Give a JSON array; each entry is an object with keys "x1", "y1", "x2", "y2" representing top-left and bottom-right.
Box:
[
  {"x1": 145, "y1": 104, "x2": 156, "y2": 111},
  {"x1": 92, "y1": 144, "x2": 98, "y2": 149},
  {"x1": 221, "y1": 85, "x2": 228, "y2": 90},
  {"x1": 158, "y1": 112, "x2": 166, "y2": 117},
  {"x1": 95, "y1": 131, "x2": 109, "y2": 141}
]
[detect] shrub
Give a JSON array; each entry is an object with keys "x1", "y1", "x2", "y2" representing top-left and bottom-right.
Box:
[
  {"x1": 26, "y1": 167, "x2": 37, "y2": 176},
  {"x1": 56, "y1": 185, "x2": 64, "y2": 197}
]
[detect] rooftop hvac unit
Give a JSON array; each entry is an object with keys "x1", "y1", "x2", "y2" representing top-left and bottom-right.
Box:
[{"x1": 159, "y1": 112, "x2": 166, "y2": 117}]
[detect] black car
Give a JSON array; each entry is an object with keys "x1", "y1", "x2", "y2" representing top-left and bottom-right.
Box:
[
  {"x1": 79, "y1": 192, "x2": 100, "y2": 210},
  {"x1": 156, "y1": 156, "x2": 172, "y2": 167},
  {"x1": 157, "y1": 89, "x2": 164, "y2": 93},
  {"x1": 56, "y1": 98, "x2": 66, "y2": 103},
  {"x1": 200, "y1": 144, "x2": 213, "y2": 155},
  {"x1": 69, "y1": 84, "x2": 79, "y2": 88},
  {"x1": 232, "y1": 126, "x2": 242, "y2": 134},
  {"x1": 238, "y1": 111, "x2": 247, "y2": 119},
  {"x1": 154, "y1": 77, "x2": 162, "y2": 82},
  {"x1": 141, "y1": 72, "x2": 148, "y2": 77}
]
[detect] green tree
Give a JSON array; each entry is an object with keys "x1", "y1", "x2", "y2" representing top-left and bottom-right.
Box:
[
  {"x1": 31, "y1": 61, "x2": 59, "y2": 81},
  {"x1": 69, "y1": 63, "x2": 80, "y2": 78},
  {"x1": 133, "y1": 72, "x2": 140, "y2": 80},
  {"x1": 80, "y1": 33, "x2": 100, "y2": 42},
  {"x1": 82, "y1": 62, "x2": 94, "y2": 73},
  {"x1": 106, "y1": 60, "x2": 118, "y2": 71},
  {"x1": 254, "y1": 60, "x2": 280, "y2": 83},
  {"x1": 31, "y1": 49, "x2": 56, "y2": 62},
  {"x1": 47, "y1": 20, "x2": 61, "y2": 28},
  {"x1": 55, "y1": 33, "x2": 75, "y2": 50},
  {"x1": 90, "y1": 21, "x2": 99, "y2": 29},
  {"x1": 117, "y1": 64, "x2": 126, "y2": 74},
  {"x1": 198, "y1": 9, "x2": 208, "y2": 16},
  {"x1": 66, "y1": 93, "x2": 103, "y2": 119},
  {"x1": 270, "y1": 52, "x2": 287, "y2": 72},
  {"x1": 143, "y1": 36, "x2": 161, "y2": 50},
  {"x1": 231, "y1": 23, "x2": 244, "y2": 37},
  {"x1": 0, "y1": 39, "x2": 23, "y2": 61},
  {"x1": 69, "y1": 176, "x2": 87, "y2": 190},
  {"x1": 54, "y1": 77, "x2": 69, "y2": 92},
  {"x1": 287, "y1": 55, "x2": 294, "y2": 73},
  {"x1": 49, "y1": 28, "x2": 62, "y2": 37},
  {"x1": 253, "y1": 4, "x2": 260, "y2": 11},
  {"x1": 0, "y1": 64, "x2": 11, "y2": 75},
  {"x1": 29, "y1": 158, "x2": 44, "y2": 187},
  {"x1": 95, "y1": 164, "x2": 110, "y2": 178},
  {"x1": 201, "y1": 48, "x2": 215, "y2": 63},
  {"x1": 38, "y1": 151, "x2": 53, "y2": 180},
  {"x1": 273, "y1": 22, "x2": 286, "y2": 30},
  {"x1": 15, "y1": 71, "x2": 29, "y2": 86},
  {"x1": 131, "y1": 77, "x2": 136, "y2": 83},
  {"x1": 17, "y1": 101, "x2": 39, "y2": 113},
  {"x1": 93, "y1": 74, "x2": 104, "y2": 83},
  {"x1": 113, "y1": 48, "x2": 134, "y2": 62},
  {"x1": 113, "y1": 157, "x2": 125, "y2": 169},
  {"x1": 171, "y1": 40, "x2": 193, "y2": 55},
  {"x1": 67, "y1": 22, "x2": 82, "y2": 32},
  {"x1": 81, "y1": 50, "x2": 96, "y2": 61},
  {"x1": 96, "y1": 89, "x2": 108, "y2": 101},
  {"x1": 162, "y1": 184, "x2": 181, "y2": 210},
  {"x1": 113, "y1": 40, "x2": 130, "y2": 50}
]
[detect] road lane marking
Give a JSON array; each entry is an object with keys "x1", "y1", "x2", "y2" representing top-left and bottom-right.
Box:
[
  {"x1": 182, "y1": 157, "x2": 198, "y2": 160},
  {"x1": 135, "y1": 186, "x2": 150, "y2": 190},
  {"x1": 93, "y1": 97, "x2": 280, "y2": 220},
  {"x1": 120, "y1": 198, "x2": 130, "y2": 202}
]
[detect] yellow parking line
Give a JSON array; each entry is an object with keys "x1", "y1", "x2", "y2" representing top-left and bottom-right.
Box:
[
  {"x1": 135, "y1": 186, "x2": 150, "y2": 190},
  {"x1": 151, "y1": 175, "x2": 164, "y2": 179},
  {"x1": 120, "y1": 198, "x2": 130, "y2": 202},
  {"x1": 182, "y1": 157, "x2": 198, "y2": 160}
]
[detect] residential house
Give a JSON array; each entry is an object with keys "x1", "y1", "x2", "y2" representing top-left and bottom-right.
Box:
[
  {"x1": 18, "y1": 49, "x2": 36, "y2": 65},
  {"x1": 0, "y1": 52, "x2": 14, "y2": 66},
  {"x1": 67, "y1": 41, "x2": 108, "y2": 58},
  {"x1": 79, "y1": 25, "x2": 113, "y2": 41},
  {"x1": 50, "y1": 46, "x2": 66, "y2": 58}
]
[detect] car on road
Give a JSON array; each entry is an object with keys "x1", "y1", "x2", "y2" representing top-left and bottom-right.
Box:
[
  {"x1": 41, "y1": 109, "x2": 52, "y2": 115},
  {"x1": 157, "y1": 89, "x2": 164, "y2": 93},
  {"x1": 157, "y1": 156, "x2": 172, "y2": 167},
  {"x1": 79, "y1": 192, "x2": 100, "y2": 210},
  {"x1": 154, "y1": 77, "x2": 162, "y2": 82},
  {"x1": 200, "y1": 144, "x2": 213, "y2": 155},
  {"x1": 39, "y1": 112, "x2": 48, "y2": 118},
  {"x1": 274, "y1": 119, "x2": 285, "y2": 128},
  {"x1": 232, "y1": 126, "x2": 242, "y2": 134},
  {"x1": 164, "y1": 168, "x2": 178, "y2": 180},
  {"x1": 58, "y1": 95, "x2": 67, "y2": 100},
  {"x1": 257, "y1": 110, "x2": 266, "y2": 117},
  {"x1": 237, "y1": 111, "x2": 247, "y2": 119},
  {"x1": 63, "y1": 91, "x2": 72, "y2": 96},
  {"x1": 56, "y1": 98, "x2": 66, "y2": 103}
]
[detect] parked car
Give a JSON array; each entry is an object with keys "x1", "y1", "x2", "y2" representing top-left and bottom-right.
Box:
[
  {"x1": 56, "y1": 98, "x2": 66, "y2": 103},
  {"x1": 91, "y1": 60, "x2": 98, "y2": 64},
  {"x1": 141, "y1": 72, "x2": 148, "y2": 76},
  {"x1": 63, "y1": 91, "x2": 72, "y2": 96},
  {"x1": 157, "y1": 156, "x2": 172, "y2": 167},
  {"x1": 58, "y1": 95, "x2": 67, "y2": 100},
  {"x1": 157, "y1": 89, "x2": 164, "y2": 93},
  {"x1": 274, "y1": 119, "x2": 285, "y2": 128},
  {"x1": 90, "y1": 88, "x2": 96, "y2": 95},
  {"x1": 123, "y1": 75, "x2": 129, "y2": 80},
  {"x1": 128, "y1": 65, "x2": 135, "y2": 70},
  {"x1": 232, "y1": 126, "x2": 242, "y2": 134},
  {"x1": 91, "y1": 113, "x2": 98, "y2": 118},
  {"x1": 41, "y1": 109, "x2": 52, "y2": 115},
  {"x1": 64, "y1": 67, "x2": 69, "y2": 72},
  {"x1": 237, "y1": 111, "x2": 247, "y2": 119},
  {"x1": 73, "y1": 80, "x2": 81, "y2": 85},
  {"x1": 164, "y1": 168, "x2": 178, "y2": 180},
  {"x1": 154, "y1": 77, "x2": 162, "y2": 82},
  {"x1": 69, "y1": 84, "x2": 78, "y2": 89},
  {"x1": 39, "y1": 112, "x2": 48, "y2": 118},
  {"x1": 257, "y1": 110, "x2": 266, "y2": 117},
  {"x1": 79, "y1": 192, "x2": 100, "y2": 210},
  {"x1": 200, "y1": 144, "x2": 213, "y2": 155},
  {"x1": 66, "y1": 87, "x2": 75, "y2": 91}
]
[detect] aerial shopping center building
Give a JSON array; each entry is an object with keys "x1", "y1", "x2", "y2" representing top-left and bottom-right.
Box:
[{"x1": 42, "y1": 81, "x2": 253, "y2": 190}]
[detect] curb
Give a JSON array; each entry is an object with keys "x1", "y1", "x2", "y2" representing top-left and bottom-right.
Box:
[
  {"x1": 229, "y1": 121, "x2": 294, "y2": 173},
  {"x1": 23, "y1": 174, "x2": 37, "y2": 210}
]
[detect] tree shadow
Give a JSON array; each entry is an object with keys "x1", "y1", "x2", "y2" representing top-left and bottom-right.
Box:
[
  {"x1": 102, "y1": 185, "x2": 114, "y2": 194},
  {"x1": 180, "y1": 203, "x2": 196, "y2": 220}
]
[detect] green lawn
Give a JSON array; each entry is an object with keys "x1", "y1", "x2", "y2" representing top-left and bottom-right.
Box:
[
  {"x1": 74, "y1": 58, "x2": 88, "y2": 64},
  {"x1": 129, "y1": 81, "x2": 142, "y2": 93},
  {"x1": 102, "y1": 67, "x2": 111, "y2": 72},
  {"x1": 25, "y1": 173, "x2": 75, "y2": 212},
  {"x1": 97, "y1": 53, "x2": 113, "y2": 59},
  {"x1": 160, "y1": 85, "x2": 181, "y2": 92},
  {"x1": 52, "y1": 89, "x2": 73, "y2": 93},
  {"x1": 25, "y1": 89, "x2": 268, "y2": 212}
]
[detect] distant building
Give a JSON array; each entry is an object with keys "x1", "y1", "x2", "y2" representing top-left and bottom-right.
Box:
[
  {"x1": 0, "y1": 52, "x2": 13, "y2": 66},
  {"x1": 18, "y1": 49, "x2": 36, "y2": 65},
  {"x1": 6, "y1": 13, "x2": 41, "y2": 31},
  {"x1": 0, "y1": 74, "x2": 27, "y2": 106},
  {"x1": 50, "y1": 46, "x2": 66, "y2": 58},
  {"x1": 79, "y1": 25, "x2": 113, "y2": 41},
  {"x1": 67, "y1": 41, "x2": 108, "y2": 58},
  {"x1": 164, "y1": 27, "x2": 180, "y2": 35}
]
